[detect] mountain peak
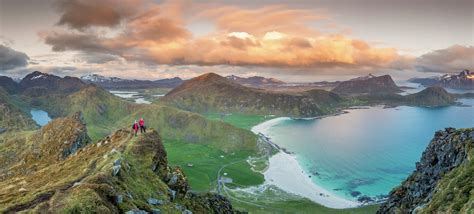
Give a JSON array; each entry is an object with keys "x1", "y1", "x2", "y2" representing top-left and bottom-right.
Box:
[
  {"x1": 333, "y1": 74, "x2": 401, "y2": 95},
  {"x1": 194, "y1": 73, "x2": 225, "y2": 81},
  {"x1": 24, "y1": 71, "x2": 51, "y2": 81}
]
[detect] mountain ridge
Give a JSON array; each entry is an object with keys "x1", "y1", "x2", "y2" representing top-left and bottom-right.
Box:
[
  {"x1": 409, "y1": 70, "x2": 474, "y2": 90},
  {"x1": 81, "y1": 74, "x2": 184, "y2": 89},
  {"x1": 226, "y1": 75, "x2": 285, "y2": 87},
  {"x1": 163, "y1": 72, "x2": 344, "y2": 117},
  {"x1": 332, "y1": 74, "x2": 402, "y2": 95}
]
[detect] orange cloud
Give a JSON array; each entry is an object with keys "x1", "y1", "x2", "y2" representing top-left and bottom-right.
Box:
[{"x1": 43, "y1": 0, "x2": 407, "y2": 71}]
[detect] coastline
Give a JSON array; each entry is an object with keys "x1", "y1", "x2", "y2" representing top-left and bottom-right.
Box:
[{"x1": 251, "y1": 117, "x2": 360, "y2": 209}]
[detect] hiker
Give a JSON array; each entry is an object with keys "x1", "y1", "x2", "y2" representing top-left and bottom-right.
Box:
[
  {"x1": 132, "y1": 120, "x2": 139, "y2": 136},
  {"x1": 139, "y1": 117, "x2": 146, "y2": 133}
]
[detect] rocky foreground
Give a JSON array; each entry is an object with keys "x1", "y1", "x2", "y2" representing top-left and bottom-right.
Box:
[
  {"x1": 0, "y1": 112, "x2": 239, "y2": 213},
  {"x1": 378, "y1": 128, "x2": 474, "y2": 213}
]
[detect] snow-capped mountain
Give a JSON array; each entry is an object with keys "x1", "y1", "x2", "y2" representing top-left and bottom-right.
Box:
[
  {"x1": 80, "y1": 74, "x2": 183, "y2": 89},
  {"x1": 80, "y1": 74, "x2": 125, "y2": 83},
  {"x1": 409, "y1": 70, "x2": 473, "y2": 90}
]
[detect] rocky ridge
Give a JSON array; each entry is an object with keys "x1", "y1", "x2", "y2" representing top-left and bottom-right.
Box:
[
  {"x1": 0, "y1": 113, "x2": 239, "y2": 213},
  {"x1": 378, "y1": 128, "x2": 474, "y2": 213}
]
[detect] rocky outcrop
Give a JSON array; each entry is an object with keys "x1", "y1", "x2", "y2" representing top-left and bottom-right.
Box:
[
  {"x1": 377, "y1": 128, "x2": 474, "y2": 213},
  {"x1": 34, "y1": 111, "x2": 91, "y2": 161},
  {"x1": 0, "y1": 115, "x2": 240, "y2": 213}
]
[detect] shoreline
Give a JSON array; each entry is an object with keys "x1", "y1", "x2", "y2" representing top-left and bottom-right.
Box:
[{"x1": 251, "y1": 117, "x2": 361, "y2": 209}]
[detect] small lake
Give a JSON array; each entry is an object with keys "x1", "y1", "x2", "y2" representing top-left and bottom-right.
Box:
[
  {"x1": 109, "y1": 90, "x2": 153, "y2": 104},
  {"x1": 30, "y1": 109, "x2": 52, "y2": 126},
  {"x1": 260, "y1": 99, "x2": 474, "y2": 201}
]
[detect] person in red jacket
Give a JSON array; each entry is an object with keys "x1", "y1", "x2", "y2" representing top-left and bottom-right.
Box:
[
  {"x1": 132, "y1": 120, "x2": 139, "y2": 136},
  {"x1": 139, "y1": 117, "x2": 146, "y2": 133}
]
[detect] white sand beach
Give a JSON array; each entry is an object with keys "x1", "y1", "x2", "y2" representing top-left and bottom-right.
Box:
[{"x1": 252, "y1": 117, "x2": 360, "y2": 209}]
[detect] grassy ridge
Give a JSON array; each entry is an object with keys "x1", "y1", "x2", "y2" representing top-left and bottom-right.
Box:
[{"x1": 0, "y1": 88, "x2": 37, "y2": 131}]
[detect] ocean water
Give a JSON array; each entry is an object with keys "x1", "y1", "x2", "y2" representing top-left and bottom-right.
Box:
[
  {"x1": 30, "y1": 109, "x2": 52, "y2": 126},
  {"x1": 260, "y1": 99, "x2": 474, "y2": 201}
]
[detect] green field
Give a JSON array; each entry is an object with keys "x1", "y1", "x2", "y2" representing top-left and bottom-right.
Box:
[{"x1": 163, "y1": 138, "x2": 265, "y2": 191}]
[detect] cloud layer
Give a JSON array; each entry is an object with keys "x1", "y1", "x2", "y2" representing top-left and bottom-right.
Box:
[
  {"x1": 0, "y1": 45, "x2": 30, "y2": 71},
  {"x1": 415, "y1": 45, "x2": 473, "y2": 73},
  {"x1": 41, "y1": 0, "x2": 409, "y2": 72}
]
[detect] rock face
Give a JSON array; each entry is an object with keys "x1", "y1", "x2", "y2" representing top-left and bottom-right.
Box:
[
  {"x1": 0, "y1": 114, "x2": 239, "y2": 213},
  {"x1": 332, "y1": 74, "x2": 402, "y2": 95},
  {"x1": 163, "y1": 73, "x2": 344, "y2": 117},
  {"x1": 378, "y1": 128, "x2": 474, "y2": 213},
  {"x1": 409, "y1": 70, "x2": 474, "y2": 90}
]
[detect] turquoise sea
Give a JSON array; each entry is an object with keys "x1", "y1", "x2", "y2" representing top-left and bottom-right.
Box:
[{"x1": 260, "y1": 99, "x2": 474, "y2": 201}]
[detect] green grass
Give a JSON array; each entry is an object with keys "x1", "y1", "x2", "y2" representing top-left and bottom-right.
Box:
[
  {"x1": 163, "y1": 138, "x2": 264, "y2": 191},
  {"x1": 204, "y1": 112, "x2": 274, "y2": 130}
]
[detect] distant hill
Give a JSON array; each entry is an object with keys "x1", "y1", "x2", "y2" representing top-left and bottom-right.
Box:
[
  {"x1": 356, "y1": 86, "x2": 458, "y2": 107},
  {"x1": 378, "y1": 127, "x2": 474, "y2": 213},
  {"x1": 332, "y1": 74, "x2": 402, "y2": 95},
  {"x1": 163, "y1": 73, "x2": 344, "y2": 117},
  {"x1": 226, "y1": 75, "x2": 285, "y2": 87},
  {"x1": 0, "y1": 113, "x2": 237, "y2": 213},
  {"x1": 81, "y1": 74, "x2": 183, "y2": 89},
  {"x1": 403, "y1": 86, "x2": 456, "y2": 106},
  {"x1": 0, "y1": 76, "x2": 19, "y2": 94},
  {"x1": 409, "y1": 70, "x2": 474, "y2": 90}
]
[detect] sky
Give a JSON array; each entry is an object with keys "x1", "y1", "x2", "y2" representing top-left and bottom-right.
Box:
[{"x1": 0, "y1": 0, "x2": 473, "y2": 82}]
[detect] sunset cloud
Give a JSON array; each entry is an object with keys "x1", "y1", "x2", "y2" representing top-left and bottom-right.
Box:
[
  {"x1": 55, "y1": 0, "x2": 144, "y2": 29},
  {"x1": 42, "y1": 0, "x2": 409, "y2": 72}
]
